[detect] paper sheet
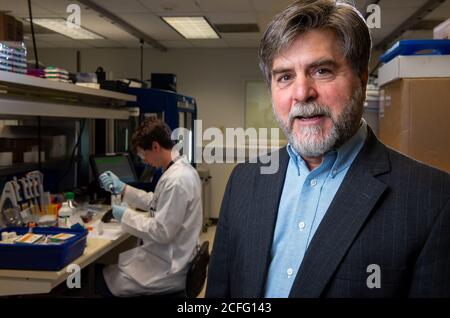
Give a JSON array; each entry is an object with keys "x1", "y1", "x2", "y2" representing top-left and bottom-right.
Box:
[{"x1": 88, "y1": 220, "x2": 124, "y2": 240}]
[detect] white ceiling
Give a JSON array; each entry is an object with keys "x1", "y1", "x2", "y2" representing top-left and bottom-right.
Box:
[{"x1": 0, "y1": 0, "x2": 448, "y2": 50}]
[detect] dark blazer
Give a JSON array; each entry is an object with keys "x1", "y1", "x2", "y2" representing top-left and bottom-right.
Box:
[{"x1": 205, "y1": 128, "x2": 450, "y2": 298}]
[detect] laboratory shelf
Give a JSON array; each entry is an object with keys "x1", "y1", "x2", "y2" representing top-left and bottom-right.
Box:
[
  {"x1": 0, "y1": 156, "x2": 82, "y2": 177},
  {"x1": 0, "y1": 70, "x2": 136, "y2": 120},
  {"x1": 0, "y1": 97, "x2": 130, "y2": 120},
  {"x1": 0, "y1": 70, "x2": 135, "y2": 104}
]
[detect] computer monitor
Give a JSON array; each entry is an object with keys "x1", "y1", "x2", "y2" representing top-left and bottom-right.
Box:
[{"x1": 90, "y1": 153, "x2": 137, "y2": 184}]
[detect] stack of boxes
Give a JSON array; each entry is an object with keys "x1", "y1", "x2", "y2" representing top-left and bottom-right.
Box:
[
  {"x1": 0, "y1": 13, "x2": 26, "y2": 75},
  {"x1": 0, "y1": 42, "x2": 27, "y2": 74},
  {"x1": 0, "y1": 13, "x2": 23, "y2": 42},
  {"x1": 377, "y1": 39, "x2": 450, "y2": 173},
  {"x1": 44, "y1": 66, "x2": 70, "y2": 83}
]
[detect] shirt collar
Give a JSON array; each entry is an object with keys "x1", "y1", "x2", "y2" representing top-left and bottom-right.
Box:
[{"x1": 286, "y1": 119, "x2": 368, "y2": 177}]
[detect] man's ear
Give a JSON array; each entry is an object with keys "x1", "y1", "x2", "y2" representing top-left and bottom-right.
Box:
[{"x1": 152, "y1": 141, "x2": 160, "y2": 151}]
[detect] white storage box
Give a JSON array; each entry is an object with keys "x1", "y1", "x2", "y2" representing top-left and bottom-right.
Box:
[{"x1": 378, "y1": 55, "x2": 450, "y2": 87}]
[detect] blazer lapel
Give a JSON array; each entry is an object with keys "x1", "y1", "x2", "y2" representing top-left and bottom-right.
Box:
[
  {"x1": 289, "y1": 129, "x2": 391, "y2": 297},
  {"x1": 245, "y1": 147, "x2": 290, "y2": 297}
]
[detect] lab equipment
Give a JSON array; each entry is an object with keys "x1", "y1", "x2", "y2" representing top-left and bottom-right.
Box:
[
  {"x1": 14, "y1": 233, "x2": 44, "y2": 244},
  {"x1": 26, "y1": 171, "x2": 45, "y2": 214},
  {"x1": 90, "y1": 153, "x2": 137, "y2": 184},
  {"x1": 125, "y1": 87, "x2": 197, "y2": 164},
  {"x1": 0, "y1": 226, "x2": 88, "y2": 270},
  {"x1": 99, "y1": 171, "x2": 126, "y2": 195},
  {"x1": 101, "y1": 209, "x2": 114, "y2": 223},
  {"x1": 98, "y1": 221, "x2": 104, "y2": 235},
  {"x1": 58, "y1": 202, "x2": 74, "y2": 228},
  {"x1": 38, "y1": 214, "x2": 57, "y2": 227},
  {"x1": 0, "y1": 181, "x2": 24, "y2": 228}
]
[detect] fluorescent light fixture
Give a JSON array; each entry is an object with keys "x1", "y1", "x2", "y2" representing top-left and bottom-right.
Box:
[
  {"x1": 26, "y1": 18, "x2": 104, "y2": 40},
  {"x1": 161, "y1": 16, "x2": 220, "y2": 39}
]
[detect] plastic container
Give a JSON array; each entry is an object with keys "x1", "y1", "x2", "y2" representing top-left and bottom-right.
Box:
[
  {"x1": 0, "y1": 226, "x2": 88, "y2": 271},
  {"x1": 58, "y1": 202, "x2": 73, "y2": 228},
  {"x1": 58, "y1": 192, "x2": 80, "y2": 228},
  {"x1": 379, "y1": 39, "x2": 450, "y2": 64}
]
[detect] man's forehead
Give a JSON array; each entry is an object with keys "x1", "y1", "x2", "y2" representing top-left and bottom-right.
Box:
[{"x1": 271, "y1": 30, "x2": 346, "y2": 69}]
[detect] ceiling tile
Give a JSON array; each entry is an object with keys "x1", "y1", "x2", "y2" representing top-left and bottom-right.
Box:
[
  {"x1": 159, "y1": 40, "x2": 194, "y2": 48},
  {"x1": 207, "y1": 12, "x2": 257, "y2": 24},
  {"x1": 190, "y1": 39, "x2": 228, "y2": 48},
  {"x1": 0, "y1": 0, "x2": 50, "y2": 15},
  {"x1": 117, "y1": 13, "x2": 182, "y2": 40},
  {"x1": 78, "y1": 14, "x2": 138, "y2": 41},
  {"x1": 138, "y1": 0, "x2": 200, "y2": 14},
  {"x1": 223, "y1": 37, "x2": 260, "y2": 48},
  {"x1": 196, "y1": 0, "x2": 253, "y2": 12},
  {"x1": 249, "y1": 0, "x2": 294, "y2": 13},
  {"x1": 90, "y1": 0, "x2": 149, "y2": 13},
  {"x1": 379, "y1": 0, "x2": 427, "y2": 9}
]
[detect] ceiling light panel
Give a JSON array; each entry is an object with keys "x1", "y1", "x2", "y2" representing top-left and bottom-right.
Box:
[
  {"x1": 27, "y1": 18, "x2": 104, "y2": 39},
  {"x1": 161, "y1": 17, "x2": 220, "y2": 39}
]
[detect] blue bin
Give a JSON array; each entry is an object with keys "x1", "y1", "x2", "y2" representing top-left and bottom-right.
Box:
[
  {"x1": 0, "y1": 226, "x2": 88, "y2": 271},
  {"x1": 379, "y1": 39, "x2": 450, "y2": 64}
]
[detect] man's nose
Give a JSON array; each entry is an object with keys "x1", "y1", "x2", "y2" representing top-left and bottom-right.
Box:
[{"x1": 292, "y1": 75, "x2": 318, "y2": 103}]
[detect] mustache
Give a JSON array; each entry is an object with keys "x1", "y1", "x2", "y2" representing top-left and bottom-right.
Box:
[{"x1": 288, "y1": 102, "x2": 333, "y2": 127}]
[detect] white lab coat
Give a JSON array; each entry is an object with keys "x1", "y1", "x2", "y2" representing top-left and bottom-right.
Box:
[{"x1": 103, "y1": 155, "x2": 203, "y2": 296}]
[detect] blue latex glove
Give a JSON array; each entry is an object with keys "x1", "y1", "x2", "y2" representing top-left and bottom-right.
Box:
[
  {"x1": 112, "y1": 205, "x2": 127, "y2": 223},
  {"x1": 99, "y1": 171, "x2": 125, "y2": 194}
]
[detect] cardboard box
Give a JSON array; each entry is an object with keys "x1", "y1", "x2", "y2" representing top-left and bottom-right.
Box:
[
  {"x1": 378, "y1": 55, "x2": 450, "y2": 86},
  {"x1": 0, "y1": 13, "x2": 16, "y2": 41},
  {"x1": 434, "y1": 18, "x2": 450, "y2": 39},
  {"x1": 14, "y1": 19, "x2": 23, "y2": 41},
  {"x1": 379, "y1": 78, "x2": 450, "y2": 172}
]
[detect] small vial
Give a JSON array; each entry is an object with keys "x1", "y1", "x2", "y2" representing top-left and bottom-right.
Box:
[{"x1": 98, "y1": 221, "x2": 104, "y2": 236}]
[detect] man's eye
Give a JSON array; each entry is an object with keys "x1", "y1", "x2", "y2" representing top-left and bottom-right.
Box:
[
  {"x1": 277, "y1": 74, "x2": 291, "y2": 82},
  {"x1": 315, "y1": 68, "x2": 332, "y2": 76}
]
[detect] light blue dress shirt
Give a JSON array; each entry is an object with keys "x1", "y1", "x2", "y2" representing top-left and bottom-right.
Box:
[{"x1": 264, "y1": 120, "x2": 368, "y2": 298}]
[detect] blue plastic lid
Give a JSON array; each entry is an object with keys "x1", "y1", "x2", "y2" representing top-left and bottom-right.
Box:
[{"x1": 379, "y1": 39, "x2": 450, "y2": 64}]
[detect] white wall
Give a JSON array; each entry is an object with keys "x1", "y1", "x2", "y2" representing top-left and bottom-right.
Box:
[{"x1": 34, "y1": 47, "x2": 264, "y2": 218}]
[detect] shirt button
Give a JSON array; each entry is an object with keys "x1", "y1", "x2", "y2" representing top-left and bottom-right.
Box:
[
  {"x1": 298, "y1": 222, "x2": 305, "y2": 231},
  {"x1": 287, "y1": 268, "x2": 293, "y2": 277},
  {"x1": 310, "y1": 179, "x2": 317, "y2": 187},
  {"x1": 332, "y1": 169, "x2": 338, "y2": 177}
]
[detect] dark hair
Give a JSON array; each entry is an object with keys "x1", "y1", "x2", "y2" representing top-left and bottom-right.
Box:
[
  {"x1": 259, "y1": 0, "x2": 372, "y2": 85},
  {"x1": 131, "y1": 118, "x2": 175, "y2": 152}
]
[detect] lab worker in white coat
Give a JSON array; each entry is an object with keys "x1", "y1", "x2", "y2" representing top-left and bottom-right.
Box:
[{"x1": 98, "y1": 118, "x2": 203, "y2": 297}]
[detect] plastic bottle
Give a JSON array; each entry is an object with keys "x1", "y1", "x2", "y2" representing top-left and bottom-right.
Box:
[
  {"x1": 58, "y1": 202, "x2": 73, "y2": 228},
  {"x1": 66, "y1": 192, "x2": 77, "y2": 210},
  {"x1": 57, "y1": 192, "x2": 77, "y2": 228}
]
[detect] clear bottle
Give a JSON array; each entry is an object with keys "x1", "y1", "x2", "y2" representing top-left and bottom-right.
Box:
[
  {"x1": 57, "y1": 192, "x2": 77, "y2": 228},
  {"x1": 58, "y1": 202, "x2": 73, "y2": 228}
]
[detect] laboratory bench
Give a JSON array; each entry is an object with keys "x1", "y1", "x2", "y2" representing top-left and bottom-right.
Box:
[{"x1": 0, "y1": 206, "x2": 136, "y2": 297}]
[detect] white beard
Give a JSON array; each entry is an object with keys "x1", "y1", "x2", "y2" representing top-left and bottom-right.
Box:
[{"x1": 274, "y1": 84, "x2": 364, "y2": 158}]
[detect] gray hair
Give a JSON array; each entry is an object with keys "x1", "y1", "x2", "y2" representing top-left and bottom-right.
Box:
[{"x1": 259, "y1": 0, "x2": 372, "y2": 85}]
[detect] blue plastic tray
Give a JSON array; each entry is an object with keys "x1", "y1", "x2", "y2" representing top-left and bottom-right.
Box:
[
  {"x1": 379, "y1": 39, "x2": 450, "y2": 63},
  {"x1": 0, "y1": 226, "x2": 88, "y2": 271}
]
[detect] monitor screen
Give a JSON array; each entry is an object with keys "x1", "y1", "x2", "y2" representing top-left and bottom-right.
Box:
[{"x1": 91, "y1": 154, "x2": 137, "y2": 184}]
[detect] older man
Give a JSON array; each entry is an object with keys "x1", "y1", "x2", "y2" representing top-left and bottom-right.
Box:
[{"x1": 206, "y1": 0, "x2": 450, "y2": 298}]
